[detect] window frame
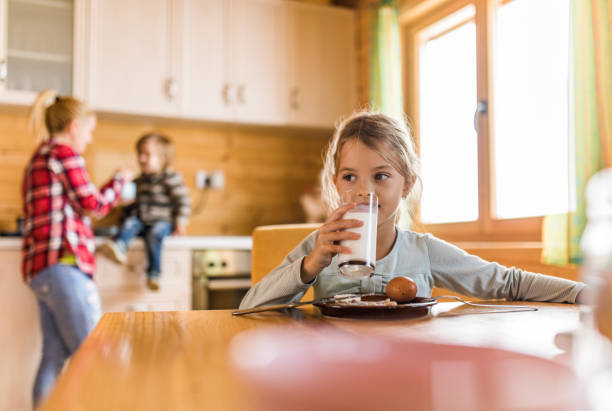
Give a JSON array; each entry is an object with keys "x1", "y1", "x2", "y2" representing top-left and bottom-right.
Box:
[{"x1": 402, "y1": 0, "x2": 542, "y2": 242}]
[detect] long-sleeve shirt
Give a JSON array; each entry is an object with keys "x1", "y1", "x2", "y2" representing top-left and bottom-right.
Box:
[
  {"x1": 124, "y1": 169, "x2": 191, "y2": 228},
  {"x1": 240, "y1": 228, "x2": 586, "y2": 309},
  {"x1": 22, "y1": 139, "x2": 124, "y2": 281}
]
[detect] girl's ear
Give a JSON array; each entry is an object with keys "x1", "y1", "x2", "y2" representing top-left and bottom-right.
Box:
[
  {"x1": 66, "y1": 119, "x2": 80, "y2": 137},
  {"x1": 402, "y1": 176, "x2": 415, "y2": 199}
]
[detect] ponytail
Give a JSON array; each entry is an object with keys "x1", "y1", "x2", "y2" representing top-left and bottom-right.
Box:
[{"x1": 28, "y1": 89, "x2": 93, "y2": 144}]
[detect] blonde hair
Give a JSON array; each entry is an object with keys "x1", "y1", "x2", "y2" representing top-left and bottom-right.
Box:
[
  {"x1": 136, "y1": 132, "x2": 175, "y2": 169},
  {"x1": 321, "y1": 110, "x2": 422, "y2": 225},
  {"x1": 29, "y1": 89, "x2": 93, "y2": 143}
]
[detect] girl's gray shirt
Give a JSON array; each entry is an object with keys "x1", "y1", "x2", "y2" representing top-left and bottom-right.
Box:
[{"x1": 239, "y1": 228, "x2": 585, "y2": 309}]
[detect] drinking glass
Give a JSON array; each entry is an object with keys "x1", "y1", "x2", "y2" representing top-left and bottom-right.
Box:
[{"x1": 338, "y1": 192, "x2": 378, "y2": 279}]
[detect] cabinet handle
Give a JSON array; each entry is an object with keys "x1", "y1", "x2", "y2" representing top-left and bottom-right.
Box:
[
  {"x1": 290, "y1": 88, "x2": 299, "y2": 110},
  {"x1": 165, "y1": 77, "x2": 178, "y2": 100},
  {"x1": 0, "y1": 60, "x2": 7, "y2": 83},
  {"x1": 237, "y1": 84, "x2": 245, "y2": 104},
  {"x1": 222, "y1": 83, "x2": 233, "y2": 105}
]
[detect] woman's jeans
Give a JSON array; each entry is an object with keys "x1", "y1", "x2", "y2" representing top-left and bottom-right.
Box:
[
  {"x1": 115, "y1": 216, "x2": 173, "y2": 278},
  {"x1": 28, "y1": 264, "x2": 102, "y2": 407}
]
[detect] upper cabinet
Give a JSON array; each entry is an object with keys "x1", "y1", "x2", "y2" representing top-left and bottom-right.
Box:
[
  {"x1": 2, "y1": 0, "x2": 356, "y2": 128},
  {"x1": 180, "y1": 0, "x2": 232, "y2": 121},
  {"x1": 0, "y1": 0, "x2": 80, "y2": 105},
  {"x1": 288, "y1": 2, "x2": 356, "y2": 127},
  {"x1": 230, "y1": 0, "x2": 290, "y2": 125},
  {"x1": 84, "y1": 0, "x2": 180, "y2": 117},
  {"x1": 180, "y1": 0, "x2": 289, "y2": 125}
]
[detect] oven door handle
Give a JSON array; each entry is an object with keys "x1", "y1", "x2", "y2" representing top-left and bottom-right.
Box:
[{"x1": 206, "y1": 278, "x2": 252, "y2": 291}]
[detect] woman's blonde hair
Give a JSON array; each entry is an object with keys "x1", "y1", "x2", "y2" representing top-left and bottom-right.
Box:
[
  {"x1": 29, "y1": 89, "x2": 94, "y2": 143},
  {"x1": 321, "y1": 110, "x2": 422, "y2": 225},
  {"x1": 136, "y1": 132, "x2": 175, "y2": 170}
]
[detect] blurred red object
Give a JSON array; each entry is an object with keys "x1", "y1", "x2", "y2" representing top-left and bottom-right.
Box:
[{"x1": 230, "y1": 326, "x2": 585, "y2": 411}]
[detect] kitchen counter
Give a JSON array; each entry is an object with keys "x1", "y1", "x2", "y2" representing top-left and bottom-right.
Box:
[{"x1": 0, "y1": 235, "x2": 252, "y2": 251}]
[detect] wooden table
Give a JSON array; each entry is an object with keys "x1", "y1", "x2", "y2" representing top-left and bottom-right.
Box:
[{"x1": 39, "y1": 302, "x2": 583, "y2": 411}]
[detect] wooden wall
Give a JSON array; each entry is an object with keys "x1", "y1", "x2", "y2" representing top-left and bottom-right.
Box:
[{"x1": 0, "y1": 108, "x2": 330, "y2": 235}]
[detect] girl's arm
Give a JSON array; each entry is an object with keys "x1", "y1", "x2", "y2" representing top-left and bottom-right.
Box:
[
  {"x1": 239, "y1": 232, "x2": 319, "y2": 309},
  {"x1": 425, "y1": 234, "x2": 586, "y2": 303},
  {"x1": 50, "y1": 144, "x2": 125, "y2": 218},
  {"x1": 240, "y1": 204, "x2": 363, "y2": 308}
]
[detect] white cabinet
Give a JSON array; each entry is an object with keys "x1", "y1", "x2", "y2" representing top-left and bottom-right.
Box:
[
  {"x1": 181, "y1": 0, "x2": 289, "y2": 125},
  {"x1": 0, "y1": 0, "x2": 83, "y2": 105},
  {"x1": 288, "y1": 3, "x2": 356, "y2": 127},
  {"x1": 96, "y1": 247, "x2": 192, "y2": 312},
  {"x1": 84, "y1": 0, "x2": 180, "y2": 116},
  {"x1": 0, "y1": 251, "x2": 40, "y2": 411},
  {"x1": 230, "y1": 0, "x2": 289, "y2": 125},
  {"x1": 3, "y1": 0, "x2": 356, "y2": 127},
  {"x1": 180, "y1": 0, "x2": 232, "y2": 121}
]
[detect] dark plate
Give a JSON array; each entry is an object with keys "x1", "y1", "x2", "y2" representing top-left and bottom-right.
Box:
[{"x1": 314, "y1": 294, "x2": 437, "y2": 319}]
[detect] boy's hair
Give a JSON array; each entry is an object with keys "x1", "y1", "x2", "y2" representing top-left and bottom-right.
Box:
[
  {"x1": 29, "y1": 89, "x2": 94, "y2": 144},
  {"x1": 136, "y1": 132, "x2": 175, "y2": 169},
  {"x1": 321, "y1": 110, "x2": 423, "y2": 225}
]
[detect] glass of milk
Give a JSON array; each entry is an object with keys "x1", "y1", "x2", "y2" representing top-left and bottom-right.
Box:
[{"x1": 338, "y1": 191, "x2": 378, "y2": 279}]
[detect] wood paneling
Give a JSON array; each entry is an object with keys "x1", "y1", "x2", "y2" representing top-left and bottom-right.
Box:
[{"x1": 0, "y1": 109, "x2": 330, "y2": 235}]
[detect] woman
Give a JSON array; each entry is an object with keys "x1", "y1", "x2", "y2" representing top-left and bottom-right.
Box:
[{"x1": 22, "y1": 89, "x2": 133, "y2": 407}]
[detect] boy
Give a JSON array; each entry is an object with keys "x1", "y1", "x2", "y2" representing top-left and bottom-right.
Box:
[{"x1": 99, "y1": 132, "x2": 191, "y2": 290}]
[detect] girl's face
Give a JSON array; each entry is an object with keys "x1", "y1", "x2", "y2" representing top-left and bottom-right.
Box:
[
  {"x1": 138, "y1": 140, "x2": 165, "y2": 174},
  {"x1": 68, "y1": 114, "x2": 96, "y2": 154},
  {"x1": 334, "y1": 140, "x2": 412, "y2": 230}
]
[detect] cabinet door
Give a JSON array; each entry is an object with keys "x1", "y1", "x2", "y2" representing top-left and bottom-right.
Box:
[
  {"x1": 0, "y1": 0, "x2": 75, "y2": 105},
  {"x1": 231, "y1": 0, "x2": 289, "y2": 125},
  {"x1": 86, "y1": 0, "x2": 179, "y2": 116},
  {"x1": 180, "y1": 0, "x2": 233, "y2": 121},
  {"x1": 289, "y1": 4, "x2": 357, "y2": 128},
  {"x1": 288, "y1": 3, "x2": 323, "y2": 127},
  {"x1": 317, "y1": 8, "x2": 356, "y2": 126},
  {"x1": 0, "y1": 251, "x2": 40, "y2": 411}
]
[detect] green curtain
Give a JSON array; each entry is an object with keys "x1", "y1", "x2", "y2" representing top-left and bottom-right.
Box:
[
  {"x1": 370, "y1": 0, "x2": 412, "y2": 228},
  {"x1": 370, "y1": 0, "x2": 403, "y2": 120},
  {"x1": 542, "y1": 0, "x2": 612, "y2": 265}
]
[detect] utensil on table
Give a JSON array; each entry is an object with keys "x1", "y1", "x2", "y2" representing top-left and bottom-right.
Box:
[
  {"x1": 232, "y1": 295, "x2": 355, "y2": 316},
  {"x1": 434, "y1": 295, "x2": 538, "y2": 316}
]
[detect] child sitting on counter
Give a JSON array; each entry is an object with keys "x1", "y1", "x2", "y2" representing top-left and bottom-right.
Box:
[{"x1": 99, "y1": 132, "x2": 191, "y2": 291}]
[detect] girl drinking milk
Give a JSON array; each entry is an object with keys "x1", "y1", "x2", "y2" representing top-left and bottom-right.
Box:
[{"x1": 240, "y1": 111, "x2": 586, "y2": 309}]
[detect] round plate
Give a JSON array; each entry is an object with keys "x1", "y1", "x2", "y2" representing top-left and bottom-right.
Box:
[{"x1": 314, "y1": 294, "x2": 437, "y2": 319}]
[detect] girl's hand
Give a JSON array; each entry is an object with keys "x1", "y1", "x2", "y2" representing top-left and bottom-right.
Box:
[{"x1": 301, "y1": 203, "x2": 363, "y2": 283}]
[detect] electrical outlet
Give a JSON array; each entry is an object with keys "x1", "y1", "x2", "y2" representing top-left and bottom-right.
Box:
[
  {"x1": 195, "y1": 170, "x2": 225, "y2": 190},
  {"x1": 195, "y1": 170, "x2": 208, "y2": 189},
  {"x1": 209, "y1": 170, "x2": 225, "y2": 189}
]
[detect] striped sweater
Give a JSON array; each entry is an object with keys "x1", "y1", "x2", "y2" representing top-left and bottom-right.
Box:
[{"x1": 124, "y1": 169, "x2": 191, "y2": 227}]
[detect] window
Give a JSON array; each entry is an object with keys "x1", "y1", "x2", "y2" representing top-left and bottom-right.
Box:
[{"x1": 404, "y1": 0, "x2": 572, "y2": 241}]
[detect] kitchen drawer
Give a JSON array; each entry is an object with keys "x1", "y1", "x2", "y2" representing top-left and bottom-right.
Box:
[
  {"x1": 100, "y1": 288, "x2": 191, "y2": 313},
  {"x1": 96, "y1": 249, "x2": 192, "y2": 291}
]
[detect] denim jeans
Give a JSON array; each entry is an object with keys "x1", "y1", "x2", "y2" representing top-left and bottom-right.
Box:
[
  {"x1": 28, "y1": 264, "x2": 102, "y2": 407},
  {"x1": 115, "y1": 216, "x2": 173, "y2": 278}
]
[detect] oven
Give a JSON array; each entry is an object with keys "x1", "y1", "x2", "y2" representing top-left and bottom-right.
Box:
[{"x1": 192, "y1": 249, "x2": 252, "y2": 310}]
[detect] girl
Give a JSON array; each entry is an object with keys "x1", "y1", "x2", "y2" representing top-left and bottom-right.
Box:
[
  {"x1": 22, "y1": 90, "x2": 133, "y2": 407},
  {"x1": 240, "y1": 111, "x2": 586, "y2": 309}
]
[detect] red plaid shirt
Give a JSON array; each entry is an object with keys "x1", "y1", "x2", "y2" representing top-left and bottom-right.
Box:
[{"x1": 22, "y1": 139, "x2": 124, "y2": 281}]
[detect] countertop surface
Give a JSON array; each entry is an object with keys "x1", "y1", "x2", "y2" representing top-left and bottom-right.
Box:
[{"x1": 0, "y1": 235, "x2": 252, "y2": 250}]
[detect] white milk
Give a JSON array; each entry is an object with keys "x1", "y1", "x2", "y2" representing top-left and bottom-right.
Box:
[{"x1": 338, "y1": 205, "x2": 378, "y2": 279}]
